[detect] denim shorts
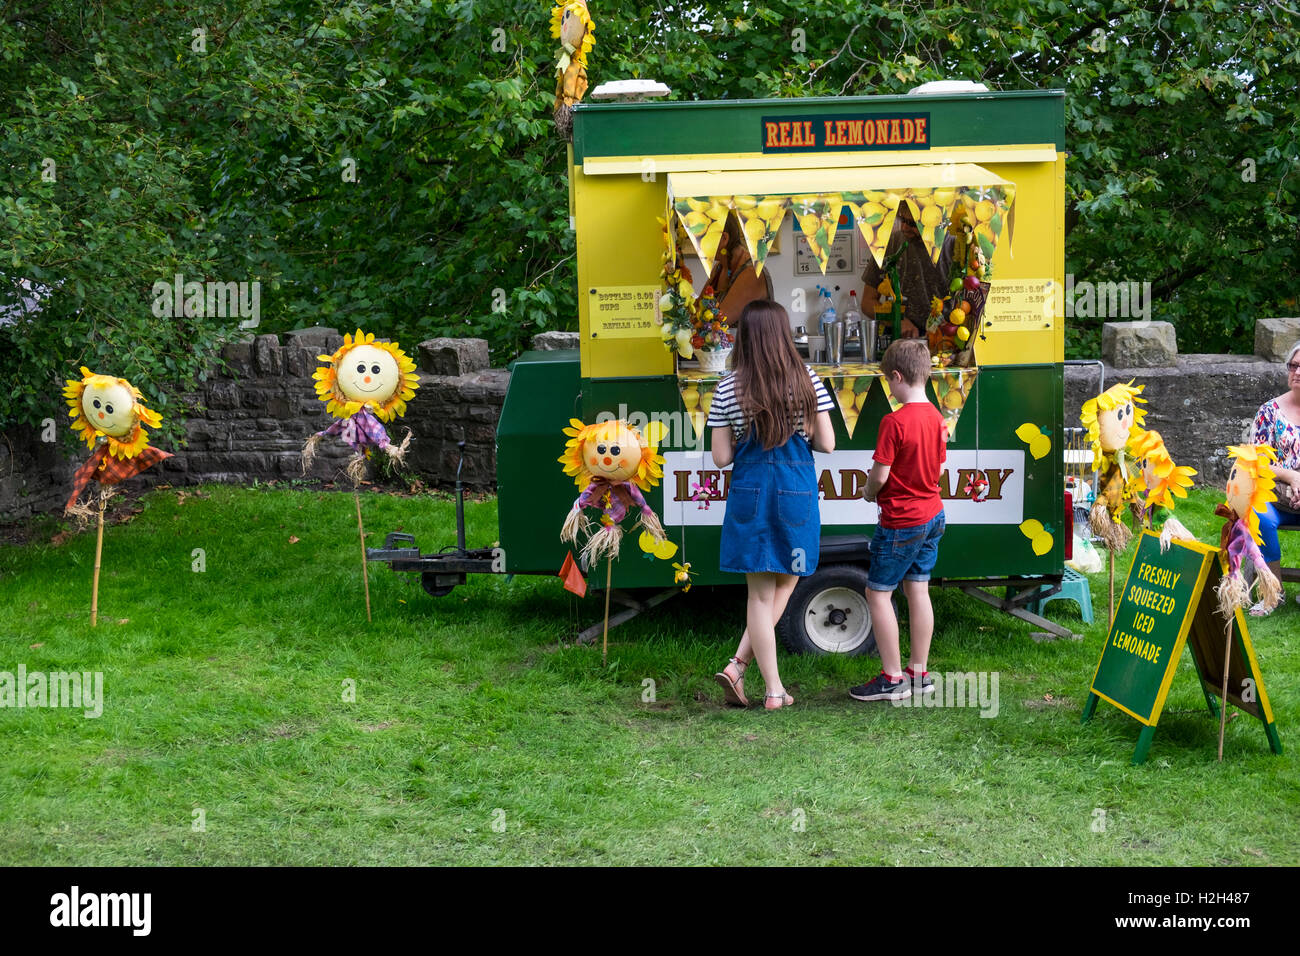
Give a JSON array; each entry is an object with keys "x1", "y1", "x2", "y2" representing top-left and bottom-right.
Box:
[{"x1": 867, "y1": 511, "x2": 946, "y2": 591}]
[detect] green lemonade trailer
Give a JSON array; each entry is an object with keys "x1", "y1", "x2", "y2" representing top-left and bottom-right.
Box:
[{"x1": 380, "y1": 88, "x2": 1071, "y2": 654}]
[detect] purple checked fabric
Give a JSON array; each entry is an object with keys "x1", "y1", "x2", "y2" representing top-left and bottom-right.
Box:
[
  {"x1": 576, "y1": 478, "x2": 649, "y2": 524},
  {"x1": 317, "y1": 408, "x2": 392, "y2": 454}
]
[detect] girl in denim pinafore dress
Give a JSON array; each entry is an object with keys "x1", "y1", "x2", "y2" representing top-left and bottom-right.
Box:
[{"x1": 708, "y1": 301, "x2": 835, "y2": 710}]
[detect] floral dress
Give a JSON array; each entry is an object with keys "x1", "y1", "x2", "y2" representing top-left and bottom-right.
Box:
[{"x1": 1252, "y1": 400, "x2": 1300, "y2": 471}]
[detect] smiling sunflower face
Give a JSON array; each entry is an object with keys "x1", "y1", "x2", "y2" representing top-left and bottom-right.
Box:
[
  {"x1": 314, "y1": 329, "x2": 419, "y2": 422},
  {"x1": 1224, "y1": 443, "x2": 1278, "y2": 543},
  {"x1": 1080, "y1": 380, "x2": 1147, "y2": 469},
  {"x1": 336, "y1": 344, "x2": 401, "y2": 404},
  {"x1": 63, "y1": 367, "x2": 163, "y2": 458},
  {"x1": 558, "y1": 418, "x2": 667, "y2": 492},
  {"x1": 582, "y1": 422, "x2": 643, "y2": 484}
]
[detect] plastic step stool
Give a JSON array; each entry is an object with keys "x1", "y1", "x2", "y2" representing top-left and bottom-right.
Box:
[{"x1": 1030, "y1": 567, "x2": 1094, "y2": 624}]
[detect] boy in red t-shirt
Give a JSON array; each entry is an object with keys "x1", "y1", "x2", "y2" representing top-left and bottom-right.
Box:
[{"x1": 850, "y1": 339, "x2": 948, "y2": 702}]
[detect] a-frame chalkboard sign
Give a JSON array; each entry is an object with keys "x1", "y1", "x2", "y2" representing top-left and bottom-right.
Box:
[{"x1": 1081, "y1": 532, "x2": 1282, "y2": 764}]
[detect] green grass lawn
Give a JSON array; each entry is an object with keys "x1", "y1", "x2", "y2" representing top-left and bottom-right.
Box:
[{"x1": 0, "y1": 483, "x2": 1296, "y2": 865}]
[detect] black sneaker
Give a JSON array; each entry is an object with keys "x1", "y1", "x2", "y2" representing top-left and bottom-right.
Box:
[
  {"x1": 906, "y1": 669, "x2": 935, "y2": 695},
  {"x1": 849, "y1": 673, "x2": 912, "y2": 701}
]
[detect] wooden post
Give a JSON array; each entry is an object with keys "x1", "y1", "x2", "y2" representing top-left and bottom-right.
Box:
[
  {"x1": 91, "y1": 490, "x2": 106, "y2": 628},
  {"x1": 602, "y1": 556, "x2": 613, "y2": 666},
  {"x1": 1217, "y1": 621, "x2": 1234, "y2": 761},
  {"x1": 356, "y1": 491, "x2": 372, "y2": 623},
  {"x1": 1107, "y1": 547, "x2": 1115, "y2": 628}
]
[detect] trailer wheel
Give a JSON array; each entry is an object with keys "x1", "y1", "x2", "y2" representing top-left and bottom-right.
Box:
[
  {"x1": 421, "y1": 571, "x2": 464, "y2": 598},
  {"x1": 778, "y1": 563, "x2": 879, "y2": 657}
]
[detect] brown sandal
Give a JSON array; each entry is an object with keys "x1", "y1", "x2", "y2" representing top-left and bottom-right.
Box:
[
  {"x1": 714, "y1": 657, "x2": 749, "y2": 708},
  {"x1": 765, "y1": 691, "x2": 794, "y2": 711}
]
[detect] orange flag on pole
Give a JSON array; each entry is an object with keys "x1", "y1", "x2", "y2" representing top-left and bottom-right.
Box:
[{"x1": 559, "y1": 550, "x2": 588, "y2": 597}]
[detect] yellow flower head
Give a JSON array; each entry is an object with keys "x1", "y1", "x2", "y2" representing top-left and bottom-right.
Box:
[
  {"x1": 1224, "y1": 444, "x2": 1278, "y2": 545},
  {"x1": 550, "y1": 1, "x2": 595, "y2": 68},
  {"x1": 557, "y1": 418, "x2": 666, "y2": 492},
  {"x1": 1080, "y1": 380, "x2": 1146, "y2": 470},
  {"x1": 313, "y1": 329, "x2": 419, "y2": 422},
  {"x1": 63, "y1": 367, "x2": 163, "y2": 459},
  {"x1": 1128, "y1": 429, "x2": 1196, "y2": 510}
]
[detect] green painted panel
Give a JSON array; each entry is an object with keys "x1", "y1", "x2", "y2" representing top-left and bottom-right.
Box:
[
  {"x1": 497, "y1": 361, "x2": 1065, "y2": 588},
  {"x1": 573, "y1": 91, "x2": 1065, "y2": 162},
  {"x1": 497, "y1": 351, "x2": 582, "y2": 575}
]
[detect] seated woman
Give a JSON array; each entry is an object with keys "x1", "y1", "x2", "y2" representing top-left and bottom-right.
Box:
[{"x1": 1250, "y1": 340, "x2": 1300, "y2": 606}]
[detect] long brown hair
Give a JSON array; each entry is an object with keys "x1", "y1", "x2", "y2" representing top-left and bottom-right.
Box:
[{"x1": 732, "y1": 300, "x2": 817, "y2": 450}]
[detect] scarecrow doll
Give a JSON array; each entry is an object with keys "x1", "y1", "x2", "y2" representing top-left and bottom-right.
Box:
[
  {"x1": 63, "y1": 368, "x2": 174, "y2": 625},
  {"x1": 1215, "y1": 444, "x2": 1283, "y2": 618}
]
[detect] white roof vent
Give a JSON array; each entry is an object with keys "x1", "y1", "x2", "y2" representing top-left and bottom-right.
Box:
[
  {"x1": 590, "y1": 80, "x2": 672, "y2": 101},
  {"x1": 908, "y1": 80, "x2": 990, "y2": 95}
]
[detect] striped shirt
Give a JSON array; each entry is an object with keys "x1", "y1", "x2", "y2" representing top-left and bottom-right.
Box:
[{"x1": 706, "y1": 365, "x2": 834, "y2": 442}]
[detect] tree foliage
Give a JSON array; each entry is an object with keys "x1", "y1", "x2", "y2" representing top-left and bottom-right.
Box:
[{"x1": 2, "y1": 1, "x2": 1297, "y2": 435}]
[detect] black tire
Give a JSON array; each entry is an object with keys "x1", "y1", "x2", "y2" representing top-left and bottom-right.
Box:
[{"x1": 778, "y1": 562, "x2": 880, "y2": 657}]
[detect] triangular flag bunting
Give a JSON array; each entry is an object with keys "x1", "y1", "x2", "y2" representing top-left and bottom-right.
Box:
[
  {"x1": 790, "y1": 193, "x2": 842, "y2": 274},
  {"x1": 829, "y1": 374, "x2": 874, "y2": 439},
  {"x1": 733, "y1": 195, "x2": 787, "y2": 277},
  {"x1": 678, "y1": 370, "x2": 722, "y2": 439},
  {"x1": 930, "y1": 367, "x2": 980, "y2": 441},
  {"x1": 674, "y1": 195, "x2": 731, "y2": 279}
]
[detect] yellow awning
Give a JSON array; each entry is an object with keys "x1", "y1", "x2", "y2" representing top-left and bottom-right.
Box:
[{"x1": 666, "y1": 162, "x2": 1012, "y2": 199}]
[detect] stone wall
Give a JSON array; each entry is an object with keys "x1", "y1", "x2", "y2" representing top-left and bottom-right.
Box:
[
  {"x1": 1065, "y1": 354, "x2": 1291, "y2": 484},
  {"x1": 2, "y1": 321, "x2": 1291, "y2": 520},
  {"x1": 0, "y1": 329, "x2": 512, "y2": 520}
]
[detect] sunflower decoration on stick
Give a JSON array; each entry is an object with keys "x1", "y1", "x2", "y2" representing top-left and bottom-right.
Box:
[
  {"x1": 1215, "y1": 444, "x2": 1283, "y2": 618},
  {"x1": 559, "y1": 418, "x2": 669, "y2": 568},
  {"x1": 558, "y1": 416, "x2": 670, "y2": 664},
  {"x1": 302, "y1": 329, "x2": 419, "y2": 484},
  {"x1": 63, "y1": 368, "x2": 174, "y2": 626},
  {"x1": 1079, "y1": 380, "x2": 1147, "y2": 552},
  {"x1": 1127, "y1": 429, "x2": 1198, "y2": 551},
  {"x1": 303, "y1": 329, "x2": 419, "y2": 622}
]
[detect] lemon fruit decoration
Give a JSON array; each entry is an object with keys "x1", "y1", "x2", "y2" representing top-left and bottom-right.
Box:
[
  {"x1": 550, "y1": 0, "x2": 595, "y2": 138},
  {"x1": 1018, "y1": 519, "x2": 1054, "y2": 557},
  {"x1": 673, "y1": 194, "x2": 734, "y2": 277},
  {"x1": 930, "y1": 369, "x2": 977, "y2": 440},
  {"x1": 1127, "y1": 429, "x2": 1197, "y2": 551},
  {"x1": 1014, "y1": 422, "x2": 1053, "y2": 461},
  {"x1": 847, "y1": 191, "x2": 900, "y2": 269},
  {"x1": 831, "y1": 374, "x2": 871, "y2": 439},
  {"x1": 733, "y1": 195, "x2": 788, "y2": 276},
  {"x1": 791, "y1": 193, "x2": 842, "y2": 274},
  {"x1": 64, "y1": 368, "x2": 175, "y2": 627},
  {"x1": 639, "y1": 529, "x2": 678, "y2": 562}
]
